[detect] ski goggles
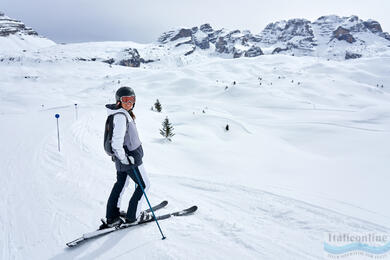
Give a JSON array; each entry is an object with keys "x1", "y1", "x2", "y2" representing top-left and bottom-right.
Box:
[{"x1": 120, "y1": 96, "x2": 135, "y2": 104}]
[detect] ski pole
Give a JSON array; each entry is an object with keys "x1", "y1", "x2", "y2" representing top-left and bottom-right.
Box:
[{"x1": 132, "y1": 167, "x2": 166, "y2": 240}]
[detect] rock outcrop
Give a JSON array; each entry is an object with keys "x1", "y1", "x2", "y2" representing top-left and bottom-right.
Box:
[
  {"x1": 345, "y1": 51, "x2": 362, "y2": 60},
  {"x1": 332, "y1": 27, "x2": 356, "y2": 43},
  {"x1": 119, "y1": 48, "x2": 142, "y2": 67}
]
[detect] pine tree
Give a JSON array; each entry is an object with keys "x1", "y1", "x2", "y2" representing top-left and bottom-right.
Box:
[
  {"x1": 160, "y1": 117, "x2": 175, "y2": 141},
  {"x1": 154, "y1": 99, "x2": 162, "y2": 112}
]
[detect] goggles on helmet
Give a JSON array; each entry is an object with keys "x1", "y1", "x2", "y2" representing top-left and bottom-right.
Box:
[{"x1": 120, "y1": 96, "x2": 135, "y2": 104}]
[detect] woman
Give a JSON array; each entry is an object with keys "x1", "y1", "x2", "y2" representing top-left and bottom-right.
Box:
[{"x1": 101, "y1": 86, "x2": 151, "y2": 229}]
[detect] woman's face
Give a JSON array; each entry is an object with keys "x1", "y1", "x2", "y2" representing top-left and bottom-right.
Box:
[
  {"x1": 118, "y1": 96, "x2": 135, "y2": 111},
  {"x1": 120, "y1": 101, "x2": 134, "y2": 111},
  {"x1": 119, "y1": 96, "x2": 135, "y2": 111}
]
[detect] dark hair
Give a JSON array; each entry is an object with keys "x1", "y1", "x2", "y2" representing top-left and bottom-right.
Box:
[{"x1": 129, "y1": 110, "x2": 136, "y2": 120}]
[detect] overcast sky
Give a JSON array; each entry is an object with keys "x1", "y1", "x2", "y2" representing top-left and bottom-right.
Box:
[{"x1": 2, "y1": 0, "x2": 389, "y2": 43}]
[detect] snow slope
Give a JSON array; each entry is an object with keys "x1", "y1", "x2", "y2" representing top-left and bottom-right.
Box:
[{"x1": 0, "y1": 42, "x2": 390, "y2": 259}]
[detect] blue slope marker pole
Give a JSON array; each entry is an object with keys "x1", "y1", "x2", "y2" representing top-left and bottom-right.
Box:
[
  {"x1": 55, "y1": 114, "x2": 61, "y2": 152},
  {"x1": 132, "y1": 167, "x2": 166, "y2": 240}
]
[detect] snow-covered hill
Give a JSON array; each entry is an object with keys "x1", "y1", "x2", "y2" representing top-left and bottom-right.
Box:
[{"x1": 1, "y1": 41, "x2": 390, "y2": 259}]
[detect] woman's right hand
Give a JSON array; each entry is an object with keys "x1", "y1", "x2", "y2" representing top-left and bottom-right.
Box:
[{"x1": 120, "y1": 157, "x2": 130, "y2": 165}]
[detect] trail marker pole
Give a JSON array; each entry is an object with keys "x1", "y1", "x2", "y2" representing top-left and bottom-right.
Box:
[
  {"x1": 55, "y1": 114, "x2": 61, "y2": 152},
  {"x1": 74, "y1": 104, "x2": 78, "y2": 120}
]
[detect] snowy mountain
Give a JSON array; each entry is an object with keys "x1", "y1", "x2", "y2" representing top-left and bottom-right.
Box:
[
  {"x1": 2, "y1": 12, "x2": 389, "y2": 67},
  {"x1": 260, "y1": 15, "x2": 390, "y2": 59},
  {"x1": 158, "y1": 15, "x2": 390, "y2": 61},
  {"x1": 0, "y1": 11, "x2": 55, "y2": 54},
  {"x1": 158, "y1": 24, "x2": 263, "y2": 59}
]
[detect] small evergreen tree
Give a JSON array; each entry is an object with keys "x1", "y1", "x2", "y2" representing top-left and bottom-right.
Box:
[
  {"x1": 154, "y1": 99, "x2": 162, "y2": 112},
  {"x1": 160, "y1": 117, "x2": 175, "y2": 141}
]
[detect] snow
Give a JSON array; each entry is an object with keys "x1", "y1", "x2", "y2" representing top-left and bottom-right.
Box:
[
  {"x1": 0, "y1": 40, "x2": 390, "y2": 259},
  {"x1": 0, "y1": 34, "x2": 55, "y2": 55}
]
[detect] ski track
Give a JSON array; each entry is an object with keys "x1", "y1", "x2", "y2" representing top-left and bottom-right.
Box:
[
  {"x1": 150, "y1": 175, "x2": 390, "y2": 259},
  {"x1": 2, "y1": 107, "x2": 389, "y2": 260}
]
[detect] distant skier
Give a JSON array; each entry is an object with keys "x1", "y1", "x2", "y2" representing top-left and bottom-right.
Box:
[{"x1": 100, "y1": 86, "x2": 151, "y2": 229}]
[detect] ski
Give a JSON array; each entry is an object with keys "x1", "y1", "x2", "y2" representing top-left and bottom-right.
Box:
[
  {"x1": 119, "y1": 200, "x2": 168, "y2": 218},
  {"x1": 124, "y1": 205, "x2": 197, "y2": 226},
  {"x1": 66, "y1": 200, "x2": 168, "y2": 247},
  {"x1": 66, "y1": 204, "x2": 197, "y2": 248},
  {"x1": 99, "y1": 200, "x2": 168, "y2": 229}
]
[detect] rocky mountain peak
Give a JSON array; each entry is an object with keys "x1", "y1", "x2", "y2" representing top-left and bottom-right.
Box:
[
  {"x1": 156, "y1": 15, "x2": 390, "y2": 61},
  {"x1": 312, "y1": 15, "x2": 386, "y2": 36},
  {"x1": 158, "y1": 23, "x2": 264, "y2": 58},
  {"x1": 258, "y1": 15, "x2": 390, "y2": 58},
  {"x1": 200, "y1": 23, "x2": 213, "y2": 33},
  {"x1": 258, "y1": 18, "x2": 316, "y2": 52},
  {"x1": 0, "y1": 11, "x2": 38, "y2": 37}
]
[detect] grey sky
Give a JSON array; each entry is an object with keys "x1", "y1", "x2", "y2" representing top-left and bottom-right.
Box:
[{"x1": 2, "y1": 0, "x2": 389, "y2": 43}]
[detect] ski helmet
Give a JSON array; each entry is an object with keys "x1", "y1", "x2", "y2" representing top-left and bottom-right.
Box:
[{"x1": 115, "y1": 86, "x2": 135, "y2": 103}]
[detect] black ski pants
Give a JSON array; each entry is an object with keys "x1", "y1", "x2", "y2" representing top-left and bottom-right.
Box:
[{"x1": 106, "y1": 164, "x2": 150, "y2": 221}]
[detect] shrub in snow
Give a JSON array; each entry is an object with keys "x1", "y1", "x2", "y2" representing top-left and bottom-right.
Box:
[{"x1": 154, "y1": 99, "x2": 162, "y2": 112}]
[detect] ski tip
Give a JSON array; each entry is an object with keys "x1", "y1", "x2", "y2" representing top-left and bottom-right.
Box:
[
  {"x1": 187, "y1": 205, "x2": 198, "y2": 212},
  {"x1": 66, "y1": 237, "x2": 84, "y2": 248},
  {"x1": 66, "y1": 242, "x2": 76, "y2": 248}
]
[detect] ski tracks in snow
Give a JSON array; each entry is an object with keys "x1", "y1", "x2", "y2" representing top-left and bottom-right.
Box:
[
  {"x1": 4, "y1": 108, "x2": 388, "y2": 259},
  {"x1": 151, "y1": 175, "x2": 390, "y2": 259}
]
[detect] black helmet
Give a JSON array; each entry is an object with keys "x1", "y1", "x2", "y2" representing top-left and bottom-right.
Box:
[{"x1": 115, "y1": 86, "x2": 135, "y2": 102}]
